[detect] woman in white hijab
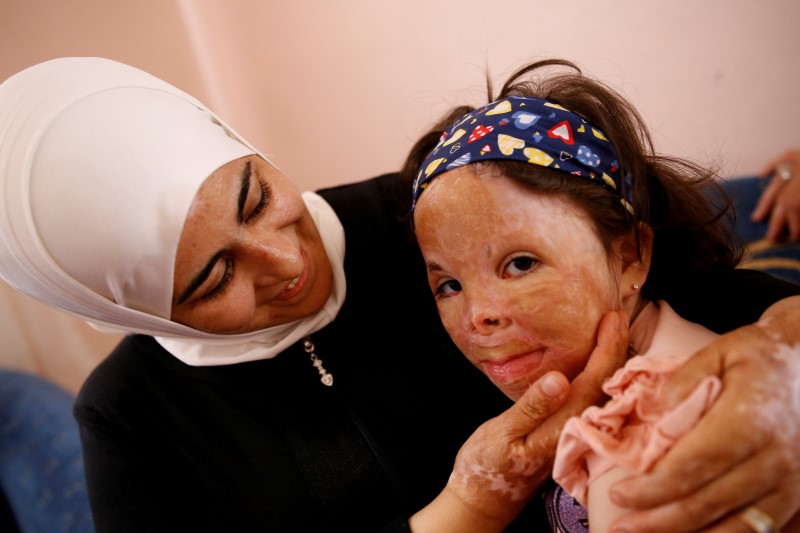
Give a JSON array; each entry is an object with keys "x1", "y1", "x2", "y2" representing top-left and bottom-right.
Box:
[{"x1": 0, "y1": 57, "x2": 799, "y2": 533}]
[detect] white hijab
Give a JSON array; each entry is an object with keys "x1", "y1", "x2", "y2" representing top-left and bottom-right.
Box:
[{"x1": 0, "y1": 57, "x2": 345, "y2": 366}]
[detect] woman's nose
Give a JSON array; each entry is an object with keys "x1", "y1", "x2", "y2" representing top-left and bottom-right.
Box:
[{"x1": 240, "y1": 230, "x2": 301, "y2": 284}]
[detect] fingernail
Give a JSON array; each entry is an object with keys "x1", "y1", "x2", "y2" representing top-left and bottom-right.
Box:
[{"x1": 540, "y1": 373, "x2": 565, "y2": 398}]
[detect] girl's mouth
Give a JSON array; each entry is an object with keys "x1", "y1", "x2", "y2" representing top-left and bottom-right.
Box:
[{"x1": 480, "y1": 349, "x2": 545, "y2": 388}]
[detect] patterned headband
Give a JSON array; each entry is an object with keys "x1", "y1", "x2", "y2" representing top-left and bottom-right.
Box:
[{"x1": 412, "y1": 96, "x2": 633, "y2": 214}]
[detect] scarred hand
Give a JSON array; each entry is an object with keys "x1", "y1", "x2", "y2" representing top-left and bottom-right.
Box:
[
  {"x1": 409, "y1": 310, "x2": 629, "y2": 532},
  {"x1": 608, "y1": 297, "x2": 800, "y2": 533}
]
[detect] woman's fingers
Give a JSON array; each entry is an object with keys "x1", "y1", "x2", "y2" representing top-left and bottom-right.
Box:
[
  {"x1": 505, "y1": 371, "x2": 570, "y2": 438},
  {"x1": 752, "y1": 149, "x2": 800, "y2": 241},
  {"x1": 751, "y1": 176, "x2": 782, "y2": 222},
  {"x1": 609, "y1": 446, "x2": 799, "y2": 532},
  {"x1": 570, "y1": 309, "x2": 629, "y2": 402}
]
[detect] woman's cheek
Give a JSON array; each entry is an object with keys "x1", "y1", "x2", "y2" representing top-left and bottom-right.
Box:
[{"x1": 205, "y1": 286, "x2": 256, "y2": 333}]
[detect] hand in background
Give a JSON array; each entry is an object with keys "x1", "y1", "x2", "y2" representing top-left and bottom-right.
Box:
[{"x1": 752, "y1": 149, "x2": 800, "y2": 242}]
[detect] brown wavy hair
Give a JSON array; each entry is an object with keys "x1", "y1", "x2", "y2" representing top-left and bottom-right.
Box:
[{"x1": 400, "y1": 59, "x2": 742, "y2": 301}]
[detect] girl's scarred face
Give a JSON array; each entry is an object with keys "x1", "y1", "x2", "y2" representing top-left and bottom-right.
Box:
[
  {"x1": 414, "y1": 167, "x2": 627, "y2": 401},
  {"x1": 171, "y1": 155, "x2": 333, "y2": 334}
]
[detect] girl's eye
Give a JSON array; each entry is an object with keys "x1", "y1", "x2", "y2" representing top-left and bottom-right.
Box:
[
  {"x1": 504, "y1": 255, "x2": 538, "y2": 278},
  {"x1": 199, "y1": 257, "x2": 234, "y2": 302},
  {"x1": 244, "y1": 180, "x2": 270, "y2": 224},
  {"x1": 434, "y1": 279, "x2": 462, "y2": 298}
]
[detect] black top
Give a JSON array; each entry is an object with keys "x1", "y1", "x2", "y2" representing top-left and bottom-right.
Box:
[{"x1": 74, "y1": 173, "x2": 800, "y2": 533}]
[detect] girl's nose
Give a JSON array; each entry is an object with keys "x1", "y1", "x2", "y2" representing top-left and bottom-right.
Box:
[{"x1": 465, "y1": 291, "x2": 512, "y2": 335}]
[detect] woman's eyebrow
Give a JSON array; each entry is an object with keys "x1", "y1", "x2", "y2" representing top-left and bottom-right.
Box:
[
  {"x1": 236, "y1": 160, "x2": 253, "y2": 223},
  {"x1": 177, "y1": 250, "x2": 226, "y2": 305}
]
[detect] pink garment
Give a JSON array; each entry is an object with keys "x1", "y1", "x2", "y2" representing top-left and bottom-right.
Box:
[{"x1": 552, "y1": 301, "x2": 722, "y2": 506}]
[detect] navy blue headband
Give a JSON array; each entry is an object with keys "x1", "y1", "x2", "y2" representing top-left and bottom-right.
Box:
[{"x1": 412, "y1": 96, "x2": 633, "y2": 213}]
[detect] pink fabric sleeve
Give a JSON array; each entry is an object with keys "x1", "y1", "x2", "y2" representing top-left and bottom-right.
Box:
[{"x1": 552, "y1": 354, "x2": 722, "y2": 507}]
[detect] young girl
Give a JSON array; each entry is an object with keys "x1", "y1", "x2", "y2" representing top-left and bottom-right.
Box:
[{"x1": 407, "y1": 59, "x2": 797, "y2": 532}]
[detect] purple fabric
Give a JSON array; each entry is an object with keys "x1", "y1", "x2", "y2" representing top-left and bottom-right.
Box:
[{"x1": 543, "y1": 483, "x2": 589, "y2": 532}]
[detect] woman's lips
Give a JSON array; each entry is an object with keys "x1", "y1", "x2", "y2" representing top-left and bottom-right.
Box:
[
  {"x1": 480, "y1": 350, "x2": 545, "y2": 387},
  {"x1": 276, "y1": 249, "x2": 309, "y2": 301}
]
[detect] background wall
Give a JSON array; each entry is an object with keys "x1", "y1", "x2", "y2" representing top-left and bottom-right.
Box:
[{"x1": 2, "y1": 0, "x2": 799, "y2": 393}]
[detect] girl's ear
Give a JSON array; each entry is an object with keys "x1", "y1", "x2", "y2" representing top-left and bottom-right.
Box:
[{"x1": 616, "y1": 223, "x2": 654, "y2": 297}]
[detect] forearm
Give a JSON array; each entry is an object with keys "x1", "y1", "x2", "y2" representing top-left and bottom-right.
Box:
[
  {"x1": 759, "y1": 294, "x2": 800, "y2": 321},
  {"x1": 408, "y1": 486, "x2": 511, "y2": 533}
]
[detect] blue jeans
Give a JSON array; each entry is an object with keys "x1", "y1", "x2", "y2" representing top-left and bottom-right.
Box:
[
  {"x1": 0, "y1": 370, "x2": 94, "y2": 533},
  {"x1": 720, "y1": 176, "x2": 800, "y2": 285},
  {"x1": 719, "y1": 176, "x2": 770, "y2": 243}
]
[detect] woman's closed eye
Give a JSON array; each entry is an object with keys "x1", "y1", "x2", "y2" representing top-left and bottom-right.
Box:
[
  {"x1": 244, "y1": 178, "x2": 270, "y2": 223},
  {"x1": 237, "y1": 158, "x2": 271, "y2": 225},
  {"x1": 198, "y1": 256, "x2": 234, "y2": 302},
  {"x1": 193, "y1": 173, "x2": 268, "y2": 303},
  {"x1": 192, "y1": 177, "x2": 268, "y2": 304}
]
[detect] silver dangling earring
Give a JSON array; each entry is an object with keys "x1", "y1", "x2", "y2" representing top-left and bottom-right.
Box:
[{"x1": 632, "y1": 282, "x2": 640, "y2": 290}]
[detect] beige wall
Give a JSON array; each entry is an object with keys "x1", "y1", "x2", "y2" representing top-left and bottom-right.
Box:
[
  {"x1": 2, "y1": 0, "x2": 799, "y2": 393},
  {"x1": 171, "y1": 0, "x2": 800, "y2": 189}
]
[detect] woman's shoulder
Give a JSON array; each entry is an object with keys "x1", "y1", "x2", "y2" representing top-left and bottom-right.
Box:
[
  {"x1": 74, "y1": 335, "x2": 180, "y2": 417},
  {"x1": 83, "y1": 335, "x2": 169, "y2": 379},
  {"x1": 316, "y1": 173, "x2": 409, "y2": 230},
  {"x1": 659, "y1": 268, "x2": 800, "y2": 333}
]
